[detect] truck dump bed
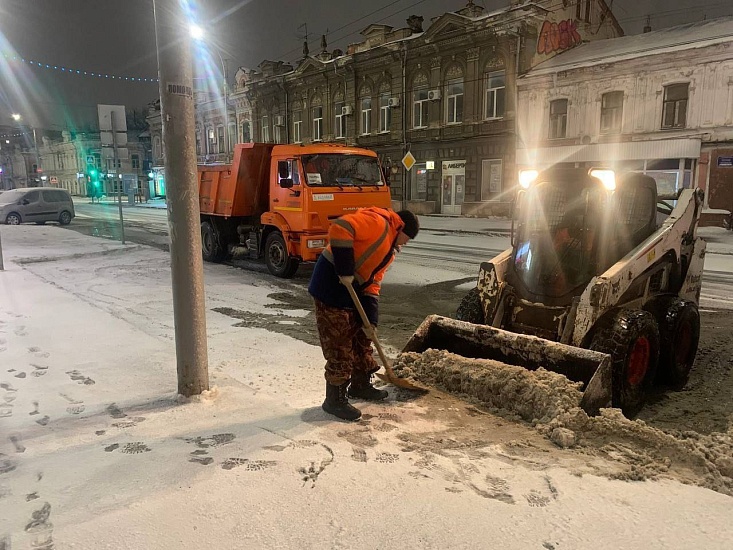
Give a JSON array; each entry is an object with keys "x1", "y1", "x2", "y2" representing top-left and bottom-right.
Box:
[{"x1": 198, "y1": 143, "x2": 273, "y2": 218}]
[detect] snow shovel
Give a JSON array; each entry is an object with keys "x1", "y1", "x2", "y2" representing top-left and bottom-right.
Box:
[{"x1": 344, "y1": 283, "x2": 426, "y2": 392}]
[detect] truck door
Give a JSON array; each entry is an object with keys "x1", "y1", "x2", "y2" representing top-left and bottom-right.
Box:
[{"x1": 273, "y1": 159, "x2": 303, "y2": 216}]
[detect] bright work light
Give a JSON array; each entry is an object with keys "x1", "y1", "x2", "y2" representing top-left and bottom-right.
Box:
[
  {"x1": 590, "y1": 169, "x2": 616, "y2": 191},
  {"x1": 518, "y1": 169, "x2": 539, "y2": 189}
]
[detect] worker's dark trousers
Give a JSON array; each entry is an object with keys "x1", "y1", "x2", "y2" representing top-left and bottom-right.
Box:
[{"x1": 313, "y1": 299, "x2": 379, "y2": 386}]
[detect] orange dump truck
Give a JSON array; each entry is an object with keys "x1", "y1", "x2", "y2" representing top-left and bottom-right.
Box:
[{"x1": 198, "y1": 142, "x2": 393, "y2": 278}]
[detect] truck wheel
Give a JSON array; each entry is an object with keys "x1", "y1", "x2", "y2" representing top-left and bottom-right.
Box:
[
  {"x1": 647, "y1": 298, "x2": 700, "y2": 390},
  {"x1": 265, "y1": 231, "x2": 299, "y2": 278},
  {"x1": 589, "y1": 309, "x2": 660, "y2": 418},
  {"x1": 201, "y1": 220, "x2": 227, "y2": 263},
  {"x1": 456, "y1": 287, "x2": 484, "y2": 324}
]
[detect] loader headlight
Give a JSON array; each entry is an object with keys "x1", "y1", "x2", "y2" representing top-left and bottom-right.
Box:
[
  {"x1": 518, "y1": 169, "x2": 539, "y2": 189},
  {"x1": 307, "y1": 239, "x2": 326, "y2": 249},
  {"x1": 590, "y1": 169, "x2": 616, "y2": 191}
]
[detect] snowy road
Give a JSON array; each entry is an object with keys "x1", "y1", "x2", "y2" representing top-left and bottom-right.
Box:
[{"x1": 73, "y1": 202, "x2": 733, "y2": 309}]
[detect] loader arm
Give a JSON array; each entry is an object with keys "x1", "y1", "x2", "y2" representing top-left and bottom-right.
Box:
[{"x1": 572, "y1": 188, "x2": 705, "y2": 346}]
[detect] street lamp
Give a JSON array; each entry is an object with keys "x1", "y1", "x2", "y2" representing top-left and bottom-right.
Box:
[
  {"x1": 11, "y1": 113, "x2": 42, "y2": 187},
  {"x1": 189, "y1": 25, "x2": 231, "y2": 163}
]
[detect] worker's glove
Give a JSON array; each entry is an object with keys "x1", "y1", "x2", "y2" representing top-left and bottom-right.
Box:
[{"x1": 339, "y1": 275, "x2": 355, "y2": 286}]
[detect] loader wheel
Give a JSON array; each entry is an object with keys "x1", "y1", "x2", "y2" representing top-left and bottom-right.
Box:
[
  {"x1": 647, "y1": 298, "x2": 700, "y2": 390},
  {"x1": 589, "y1": 309, "x2": 660, "y2": 418},
  {"x1": 265, "y1": 231, "x2": 299, "y2": 278},
  {"x1": 456, "y1": 287, "x2": 484, "y2": 324},
  {"x1": 201, "y1": 220, "x2": 227, "y2": 263}
]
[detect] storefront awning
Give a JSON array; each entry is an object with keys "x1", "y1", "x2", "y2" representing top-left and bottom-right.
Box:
[{"x1": 517, "y1": 138, "x2": 702, "y2": 166}]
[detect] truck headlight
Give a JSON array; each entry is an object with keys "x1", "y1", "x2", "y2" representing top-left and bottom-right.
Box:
[{"x1": 307, "y1": 239, "x2": 326, "y2": 249}]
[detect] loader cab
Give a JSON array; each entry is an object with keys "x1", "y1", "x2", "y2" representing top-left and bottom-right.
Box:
[
  {"x1": 508, "y1": 168, "x2": 660, "y2": 322},
  {"x1": 510, "y1": 168, "x2": 610, "y2": 306}
]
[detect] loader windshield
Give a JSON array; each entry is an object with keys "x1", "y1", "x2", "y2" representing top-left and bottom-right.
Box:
[
  {"x1": 513, "y1": 180, "x2": 603, "y2": 298},
  {"x1": 302, "y1": 154, "x2": 384, "y2": 187}
]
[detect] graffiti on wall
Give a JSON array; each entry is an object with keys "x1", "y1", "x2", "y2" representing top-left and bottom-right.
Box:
[{"x1": 537, "y1": 19, "x2": 582, "y2": 55}]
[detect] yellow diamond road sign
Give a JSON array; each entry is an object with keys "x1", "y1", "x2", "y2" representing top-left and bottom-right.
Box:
[{"x1": 401, "y1": 151, "x2": 416, "y2": 171}]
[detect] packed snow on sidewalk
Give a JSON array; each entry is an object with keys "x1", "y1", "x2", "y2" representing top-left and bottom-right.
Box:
[{"x1": 0, "y1": 226, "x2": 731, "y2": 550}]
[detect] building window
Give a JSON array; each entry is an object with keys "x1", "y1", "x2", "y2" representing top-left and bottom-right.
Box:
[
  {"x1": 576, "y1": 0, "x2": 581, "y2": 19},
  {"x1": 131, "y1": 154, "x2": 140, "y2": 169},
  {"x1": 153, "y1": 136, "x2": 162, "y2": 160},
  {"x1": 413, "y1": 88, "x2": 429, "y2": 129},
  {"x1": 228, "y1": 123, "x2": 236, "y2": 148},
  {"x1": 313, "y1": 107, "x2": 323, "y2": 141},
  {"x1": 662, "y1": 83, "x2": 689, "y2": 129},
  {"x1": 600, "y1": 91, "x2": 623, "y2": 134},
  {"x1": 241, "y1": 121, "x2": 251, "y2": 143},
  {"x1": 293, "y1": 111, "x2": 302, "y2": 143},
  {"x1": 485, "y1": 70, "x2": 506, "y2": 119},
  {"x1": 446, "y1": 79, "x2": 464, "y2": 124},
  {"x1": 361, "y1": 98, "x2": 372, "y2": 135},
  {"x1": 274, "y1": 124, "x2": 282, "y2": 144},
  {"x1": 196, "y1": 131, "x2": 202, "y2": 155},
  {"x1": 585, "y1": 0, "x2": 591, "y2": 23},
  {"x1": 335, "y1": 102, "x2": 346, "y2": 139},
  {"x1": 379, "y1": 93, "x2": 391, "y2": 133},
  {"x1": 261, "y1": 116, "x2": 270, "y2": 143},
  {"x1": 480, "y1": 159, "x2": 503, "y2": 201},
  {"x1": 549, "y1": 99, "x2": 568, "y2": 139},
  {"x1": 207, "y1": 127, "x2": 216, "y2": 154},
  {"x1": 217, "y1": 126, "x2": 225, "y2": 153}
]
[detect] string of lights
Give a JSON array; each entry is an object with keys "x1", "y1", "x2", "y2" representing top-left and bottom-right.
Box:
[{"x1": 2, "y1": 53, "x2": 159, "y2": 83}]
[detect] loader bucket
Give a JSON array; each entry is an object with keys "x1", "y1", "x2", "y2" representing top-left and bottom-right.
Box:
[{"x1": 401, "y1": 315, "x2": 613, "y2": 415}]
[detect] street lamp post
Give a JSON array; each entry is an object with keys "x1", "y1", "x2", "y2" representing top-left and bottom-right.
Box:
[{"x1": 12, "y1": 114, "x2": 42, "y2": 187}]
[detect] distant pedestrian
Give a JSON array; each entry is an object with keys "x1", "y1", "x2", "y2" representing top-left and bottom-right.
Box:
[{"x1": 308, "y1": 207, "x2": 419, "y2": 421}]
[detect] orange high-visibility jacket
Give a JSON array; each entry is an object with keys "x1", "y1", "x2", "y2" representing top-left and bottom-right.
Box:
[{"x1": 322, "y1": 207, "x2": 405, "y2": 297}]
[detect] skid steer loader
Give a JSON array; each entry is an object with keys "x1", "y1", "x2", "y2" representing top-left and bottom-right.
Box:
[{"x1": 404, "y1": 168, "x2": 705, "y2": 416}]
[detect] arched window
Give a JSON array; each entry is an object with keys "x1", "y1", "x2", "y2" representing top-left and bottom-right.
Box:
[
  {"x1": 311, "y1": 94, "x2": 323, "y2": 141},
  {"x1": 333, "y1": 90, "x2": 346, "y2": 139},
  {"x1": 359, "y1": 83, "x2": 372, "y2": 135},
  {"x1": 292, "y1": 100, "x2": 303, "y2": 143},
  {"x1": 153, "y1": 136, "x2": 162, "y2": 160},
  {"x1": 445, "y1": 65, "x2": 464, "y2": 124},
  {"x1": 378, "y1": 80, "x2": 392, "y2": 133},
  {"x1": 484, "y1": 58, "x2": 506, "y2": 120},
  {"x1": 411, "y1": 72, "x2": 429, "y2": 129}
]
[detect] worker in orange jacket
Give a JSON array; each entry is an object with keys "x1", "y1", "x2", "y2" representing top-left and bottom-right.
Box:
[{"x1": 308, "y1": 207, "x2": 420, "y2": 421}]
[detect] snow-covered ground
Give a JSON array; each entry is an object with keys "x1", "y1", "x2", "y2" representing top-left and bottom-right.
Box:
[{"x1": 0, "y1": 225, "x2": 731, "y2": 550}]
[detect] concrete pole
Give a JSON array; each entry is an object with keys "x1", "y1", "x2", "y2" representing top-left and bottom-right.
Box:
[{"x1": 153, "y1": 0, "x2": 209, "y2": 396}]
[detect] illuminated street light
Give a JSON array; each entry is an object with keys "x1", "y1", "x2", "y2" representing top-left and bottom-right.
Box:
[
  {"x1": 189, "y1": 24, "x2": 231, "y2": 163},
  {"x1": 189, "y1": 24, "x2": 204, "y2": 41},
  {"x1": 11, "y1": 113, "x2": 21, "y2": 121}
]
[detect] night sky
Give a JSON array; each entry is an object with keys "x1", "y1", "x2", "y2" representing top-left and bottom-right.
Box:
[{"x1": 0, "y1": 0, "x2": 729, "y2": 129}]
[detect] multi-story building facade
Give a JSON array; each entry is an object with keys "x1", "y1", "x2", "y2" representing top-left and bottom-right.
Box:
[
  {"x1": 243, "y1": 0, "x2": 620, "y2": 216},
  {"x1": 516, "y1": 17, "x2": 733, "y2": 224},
  {"x1": 145, "y1": 0, "x2": 620, "y2": 215}
]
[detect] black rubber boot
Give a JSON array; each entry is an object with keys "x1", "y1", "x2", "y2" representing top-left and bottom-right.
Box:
[
  {"x1": 348, "y1": 371, "x2": 389, "y2": 401},
  {"x1": 322, "y1": 382, "x2": 362, "y2": 421}
]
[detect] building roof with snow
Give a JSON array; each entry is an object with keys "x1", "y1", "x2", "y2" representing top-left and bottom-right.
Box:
[{"x1": 528, "y1": 16, "x2": 733, "y2": 76}]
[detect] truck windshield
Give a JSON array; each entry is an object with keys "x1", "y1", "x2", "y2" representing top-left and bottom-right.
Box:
[
  {"x1": 512, "y1": 180, "x2": 603, "y2": 298},
  {"x1": 301, "y1": 154, "x2": 384, "y2": 187}
]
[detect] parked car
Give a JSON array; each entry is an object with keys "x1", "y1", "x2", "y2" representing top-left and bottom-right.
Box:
[{"x1": 0, "y1": 188, "x2": 75, "y2": 225}]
